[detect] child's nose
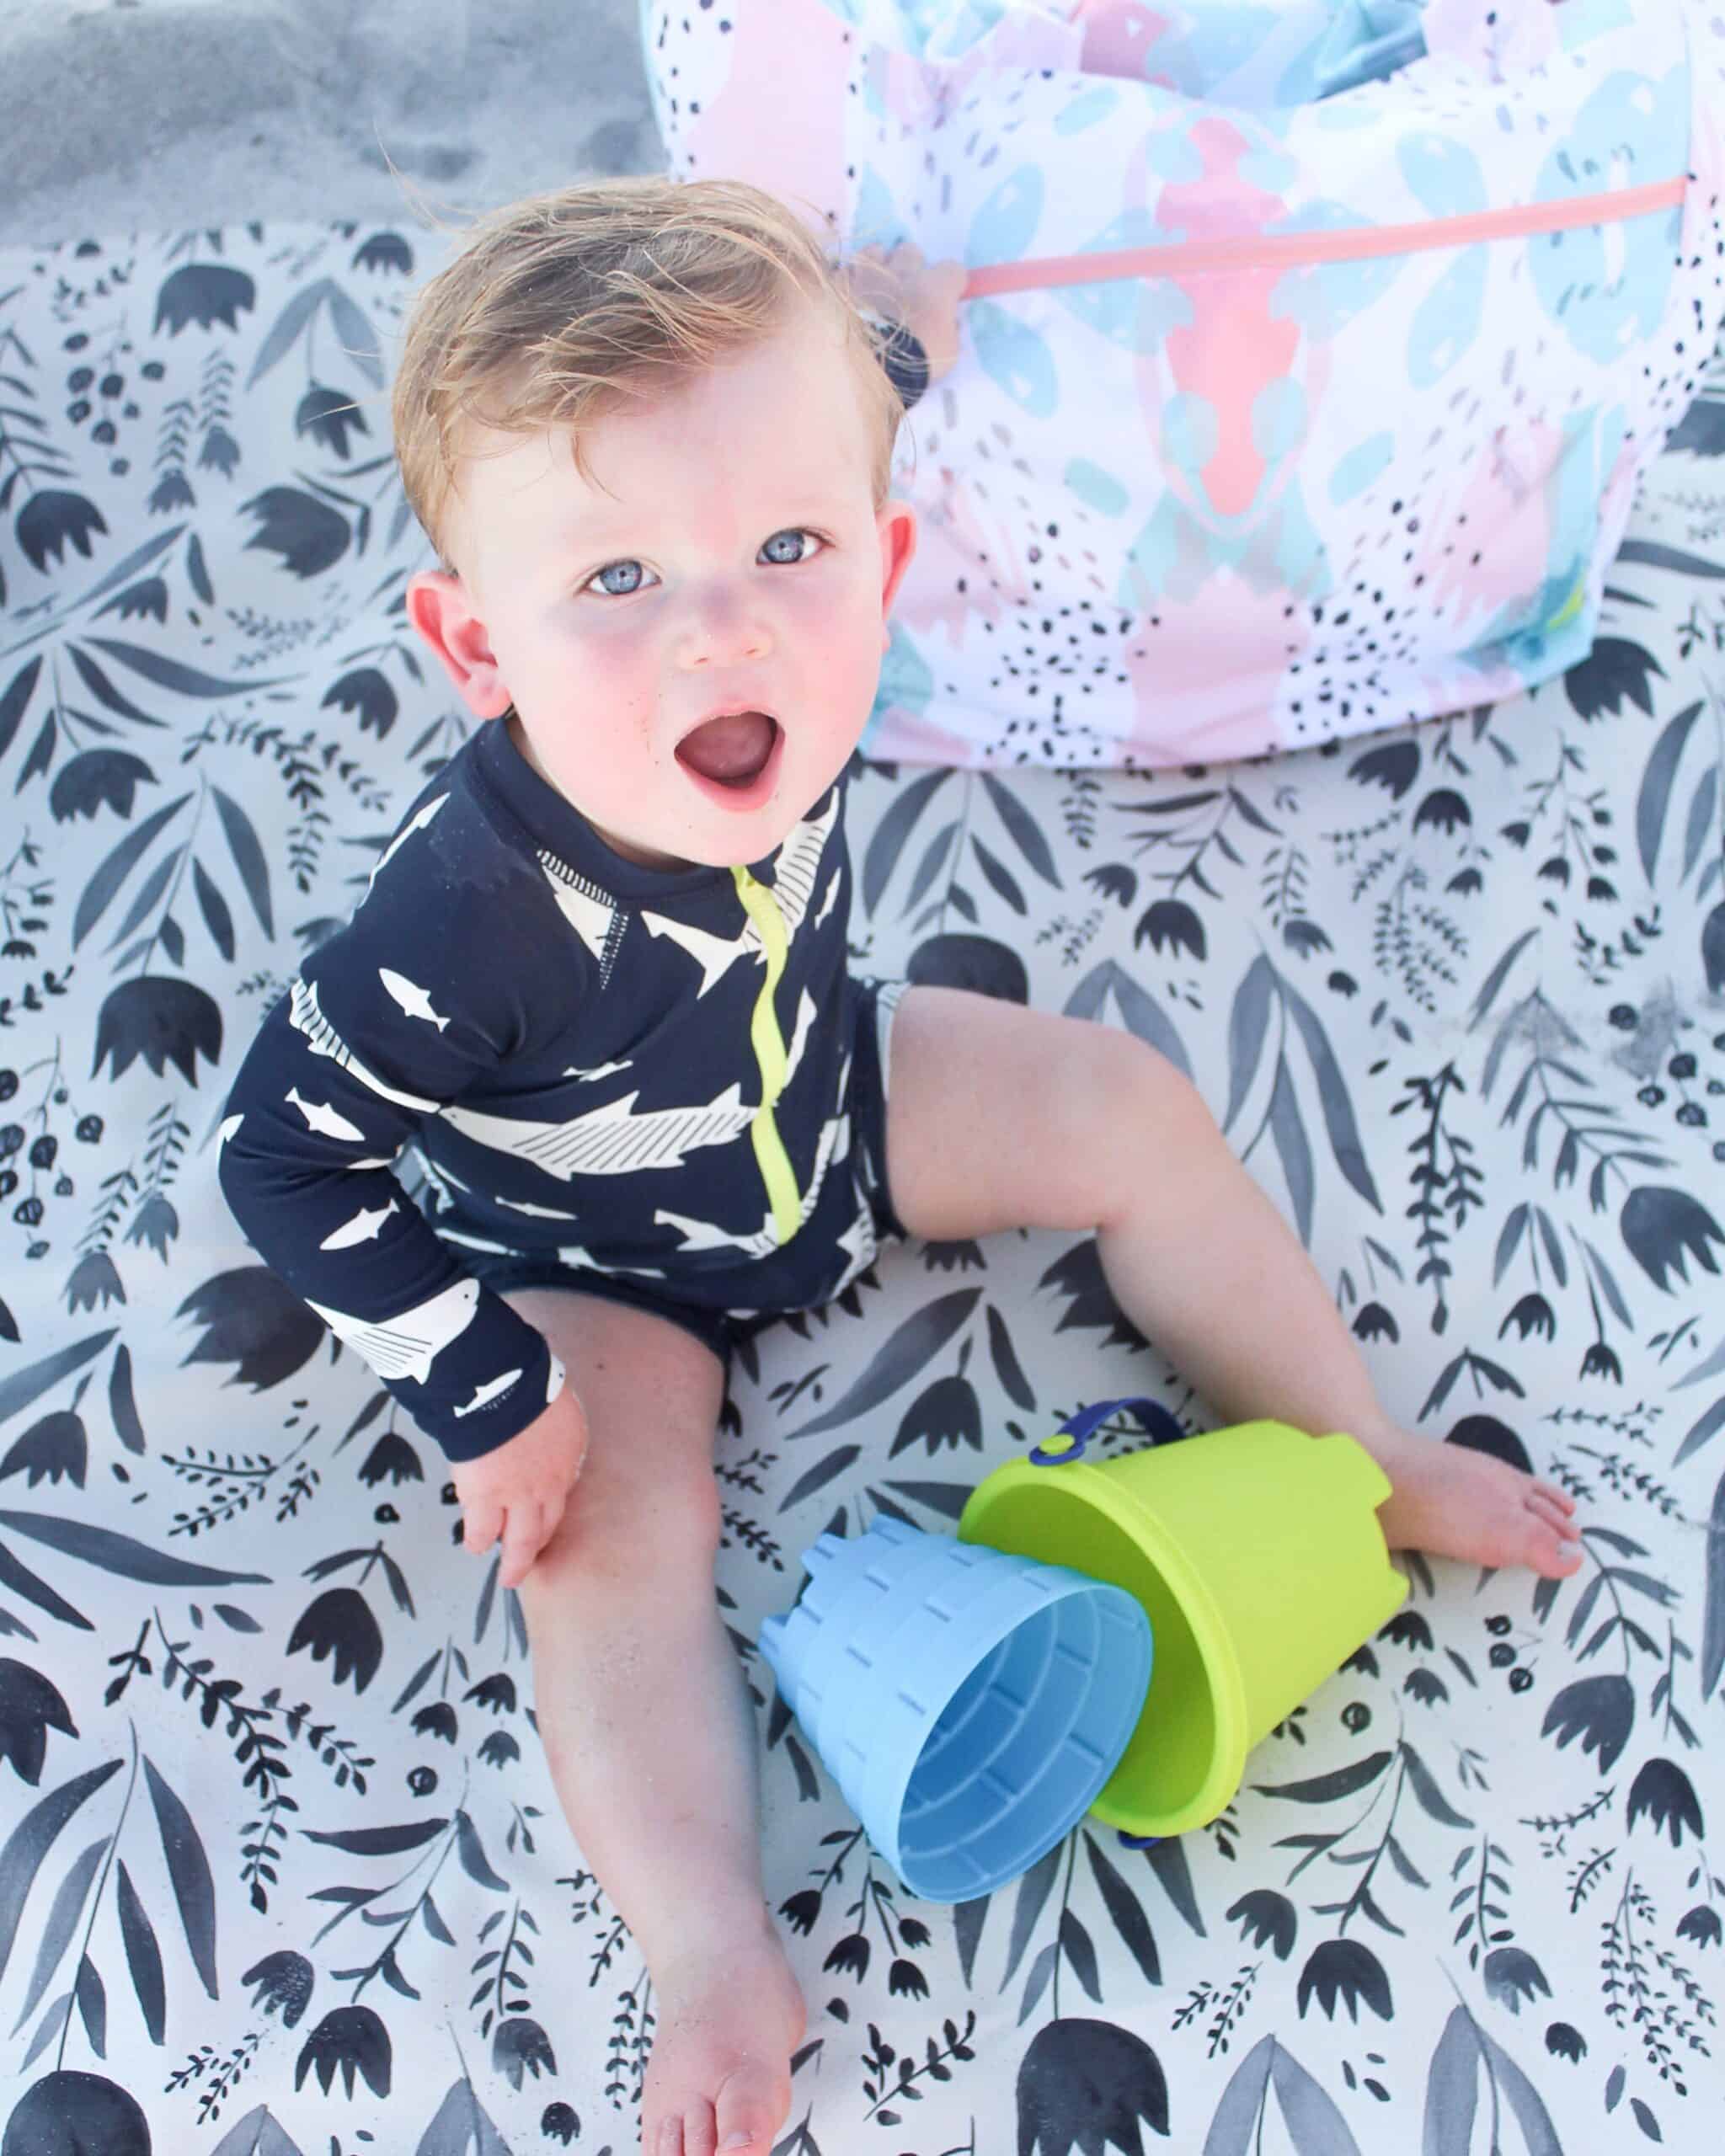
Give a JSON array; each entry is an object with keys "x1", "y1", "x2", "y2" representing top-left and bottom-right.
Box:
[{"x1": 681, "y1": 595, "x2": 772, "y2": 667}]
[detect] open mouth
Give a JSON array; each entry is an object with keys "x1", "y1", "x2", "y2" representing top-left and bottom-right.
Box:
[{"x1": 676, "y1": 710, "x2": 783, "y2": 802}]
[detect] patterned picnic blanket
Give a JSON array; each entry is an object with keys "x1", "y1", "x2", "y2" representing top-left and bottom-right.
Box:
[{"x1": 0, "y1": 212, "x2": 1722, "y2": 2154}]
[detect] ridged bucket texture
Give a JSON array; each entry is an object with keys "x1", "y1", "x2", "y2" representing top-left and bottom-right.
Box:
[
  {"x1": 958, "y1": 1423, "x2": 1407, "y2": 1838},
  {"x1": 759, "y1": 1517, "x2": 1152, "y2": 1903}
]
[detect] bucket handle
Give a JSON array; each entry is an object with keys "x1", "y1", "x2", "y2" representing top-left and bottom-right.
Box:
[{"x1": 1028, "y1": 1395, "x2": 1185, "y2": 1466}]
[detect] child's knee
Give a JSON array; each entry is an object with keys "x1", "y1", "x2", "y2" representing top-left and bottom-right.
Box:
[
  {"x1": 1071, "y1": 1024, "x2": 1205, "y2": 1165},
  {"x1": 534, "y1": 1451, "x2": 722, "y2": 1590}
]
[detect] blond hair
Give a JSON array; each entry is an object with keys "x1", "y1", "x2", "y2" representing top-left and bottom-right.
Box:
[{"x1": 391, "y1": 175, "x2": 915, "y2": 565}]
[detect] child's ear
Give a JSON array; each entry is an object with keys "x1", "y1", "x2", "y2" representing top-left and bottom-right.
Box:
[
  {"x1": 405, "y1": 571, "x2": 513, "y2": 720},
  {"x1": 878, "y1": 499, "x2": 918, "y2": 643}
]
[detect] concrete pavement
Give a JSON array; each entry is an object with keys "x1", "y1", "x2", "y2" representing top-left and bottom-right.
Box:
[{"x1": 0, "y1": 0, "x2": 660, "y2": 248}]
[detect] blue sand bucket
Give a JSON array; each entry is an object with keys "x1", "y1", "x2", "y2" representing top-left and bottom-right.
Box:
[{"x1": 759, "y1": 1516, "x2": 1152, "y2": 1903}]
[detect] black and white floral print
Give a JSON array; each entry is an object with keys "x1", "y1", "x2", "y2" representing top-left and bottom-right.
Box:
[{"x1": 1, "y1": 220, "x2": 1722, "y2": 2156}]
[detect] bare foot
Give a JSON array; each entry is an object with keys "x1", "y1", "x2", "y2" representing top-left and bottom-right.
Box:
[
  {"x1": 642, "y1": 1909, "x2": 806, "y2": 2156},
  {"x1": 1362, "y1": 1427, "x2": 1583, "y2": 1579}
]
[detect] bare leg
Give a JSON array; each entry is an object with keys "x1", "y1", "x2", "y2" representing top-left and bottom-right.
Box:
[
  {"x1": 507, "y1": 1291, "x2": 804, "y2": 2156},
  {"x1": 881, "y1": 987, "x2": 1582, "y2": 1578}
]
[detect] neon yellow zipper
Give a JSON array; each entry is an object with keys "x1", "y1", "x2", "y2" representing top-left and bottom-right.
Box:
[{"x1": 730, "y1": 865, "x2": 801, "y2": 1246}]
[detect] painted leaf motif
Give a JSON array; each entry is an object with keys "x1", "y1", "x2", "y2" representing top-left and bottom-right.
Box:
[
  {"x1": 115, "y1": 1858, "x2": 167, "y2": 2047},
  {"x1": 73, "y1": 1951, "x2": 106, "y2": 2057},
  {"x1": 0, "y1": 656, "x2": 45, "y2": 763},
  {"x1": 784, "y1": 1289, "x2": 982, "y2": 1441},
  {"x1": 0, "y1": 1332, "x2": 117, "y2": 1428},
  {"x1": 1253, "y1": 1753, "x2": 1392, "y2": 1806},
  {"x1": 980, "y1": 772, "x2": 1061, "y2": 889},
  {"x1": 778, "y1": 1443, "x2": 861, "y2": 1512},
  {"x1": 1702, "y1": 1465, "x2": 1725, "y2": 1702},
  {"x1": 454, "y1": 1810, "x2": 507, "y2": 1892},
  {"x1": 1203, "y1": 2033, "x2": 1274, "y2": 2156},
  {"x1": 0, "y1": 1539, "x2": 91, "y2": 1630},
  {"x1": 207, "y1": 2108, "x2": 308, "y2": 2156},
  {"x1": 70, "y1": 793, "x2": 191, "y2": 950},
  {"x1": 1269, "y1": 2041, "x2": 1362, "y2": 2155},
  {"x1": 985, "y1": 1302, "x2": 1036, "y2": 1412},
  {"x1": 303, "y1": 1819, "x2": 447, "y2": 1857},
  {"x1": 0, "y1": 1762, "x2": 124, "y2": 1991},
  {"x1": 107, "y1": 1347, "x2": 145, "y2": 1455},
  {"x1": 970, "y1": 830, "x2": 1027, "y2": 914},
  {"x1": 1269, "y1": 1050, "x2": 1316, "y2": 1246},
  {"x1": 11, "y1": 1834, "x2": 107, "y2": 2034},
  {"x1": 1083, "y1": 1833, "x2": 1161, "y2": 1988},
  {"x1": 1400, "y1": 1743, "x2": 1473, "y2": 1829},
  {"x1": 1224, "y1": 954, "x2": 1275, "y2": 1134},
  {"x1": 1002, "y1": 1843, "x2": 1063, "y2": 1989},
  {"x1": 0, "y1": 1508, "x2": 271, "y2": 1588},
  {"x1": 212, "y1": 784, "x2": 275, "y2": 937},
  {"x1": 953, "y1": 1895, "x2": 989, "y2": 1989},
  {"x1": 1144, "y1": 1837, "x2": 1207, "y2": 1937},
  {"x1": 245, "y1": 280, "x2": 328, "y2": 388},
  {"x1": 1423, "y1": 2007, "x2": 1481, "y2": 2156},
  {"x1": 144, "y1": 1754, "x2": 218, "y2": 1998},
  {"x1": 1480, "y1": 2030, "x2": 1562, "y2": 2156},
  {"x1": 1636, "y1": 698, "x2": 1702, "y2": 882},
  {"x1": 1281, "y1": 974, "x2": 1383, "y2": 1213},
  {"x1": 862, "y1": 766, "x2": 951, "y2": 915}
]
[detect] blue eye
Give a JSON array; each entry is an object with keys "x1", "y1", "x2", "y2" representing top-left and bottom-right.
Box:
[{"x1": 582, "y1": 527, "x2": 826, "y2": 598}]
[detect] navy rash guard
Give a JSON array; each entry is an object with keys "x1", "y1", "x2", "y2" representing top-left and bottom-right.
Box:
[
  {"x1": 216, "y1": 710, "x2": 916, "y2": 1460},
  {"x1": 219, "y1": 318, "x2": 930, "y2": 1462}
]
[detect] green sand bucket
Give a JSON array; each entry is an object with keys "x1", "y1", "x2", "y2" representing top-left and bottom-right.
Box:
[{"x1": 958, "y1": 1402, "x2": 1407, "y2": 1839}]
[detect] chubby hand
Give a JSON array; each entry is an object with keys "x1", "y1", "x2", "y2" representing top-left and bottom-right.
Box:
[
  {"x1": 846, "y1": 240, "x2": 969, "y2": 384},
  {"x1": 451, "y1": 1382, "x2": 589, "y2": 1592}
]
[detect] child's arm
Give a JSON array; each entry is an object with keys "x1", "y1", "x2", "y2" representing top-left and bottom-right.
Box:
[
  {"x1": 216, "y1": 856, "x2": 567, "y2": 1473},
  {"x1": 219, "y1": 978, "x2": 563, "y2": 1457}
]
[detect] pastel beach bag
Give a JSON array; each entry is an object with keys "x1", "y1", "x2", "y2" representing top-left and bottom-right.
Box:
[{"x1": 641, "y1": 0, "x2": 1725, "y2": 769}]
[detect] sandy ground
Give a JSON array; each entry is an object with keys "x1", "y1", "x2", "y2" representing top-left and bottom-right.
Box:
[{"x1": 0, "y1": 0, "x2": 660, "y2": 249}]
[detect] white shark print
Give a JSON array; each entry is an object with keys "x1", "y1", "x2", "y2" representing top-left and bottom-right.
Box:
[
  {"x1": 451, "y1": 1369, "x2": 523, "y2": 1418},
  {"x1": 444, "y1": 1082, "x2": 750, "y2": 1177},
  {"x1": 638, "y1": 909, "x2": 754, "y2": 997},
  {"x1": 366, "y1": 794, "x2": 449, "y2": 893},
  {"x1": 656, "y1": 1096, "x2": 852, "y2": 1259},
  {"x1": 438, "y1": 990, "x2": 818, "y2": 1177},
  {"x1": 767, "y1": 797, "x2": 839, "y2": 937},
  {"x1": 563, "y1": 1059, "x2": 632, "y2": 1082},
  {"x1": 286, "y1": 1086, "x2": 367, "y2": 1144},
  {"x1": 319, "y1": 1200, "x2": 399, "y2": 1251},
  {"x1": 216, "y1": 1112, "x2": 244, "y2": 1152},
  {"x1": 379, "y1": 969, "x2": 450, "y2": 1030},
  {"x1": 638, "y1": 794, "x2": 841, "y2": 991},
  {"x1": 291, "y1": 979, "x2": 441, "y2": 1112},
  {"x1": 305, "y1": 1277, "x2": 481, "y2": 1385}
]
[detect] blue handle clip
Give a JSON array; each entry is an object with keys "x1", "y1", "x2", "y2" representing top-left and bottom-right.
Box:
[{"x1": 1028, "y1": 1395, "x2": 1186, "y2": 1467}]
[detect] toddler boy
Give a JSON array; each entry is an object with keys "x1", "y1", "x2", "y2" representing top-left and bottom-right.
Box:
[{"x1": 219, "y1": 178, "x2": 1580, "y2": 2156}]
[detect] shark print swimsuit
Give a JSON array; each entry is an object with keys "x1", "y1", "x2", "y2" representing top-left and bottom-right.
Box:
[{"x1": 216, "y1": 718, "x2": 909, "y2": 1461}]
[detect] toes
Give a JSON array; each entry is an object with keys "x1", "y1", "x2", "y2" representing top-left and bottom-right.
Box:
[
  {"x1": 651, "y1": 2107, "x2": 703, "y2": 2156},
  {"x1": 1527, "y1": 1490, "x2": 1582, "y2": 1540},
  {"x1": 1531, "y1": 1477, "x2": 1578, "y2": 1515},
  {"x1": 1531, "y1": 1521, "x2": 1585, "y2": 1577},
  {"x1": 676, "y1": 2103, "x2": 718, "y2": 2156},
  {"x1": 713, "y1": 2060, "x2": 783, "y2": 2153}
]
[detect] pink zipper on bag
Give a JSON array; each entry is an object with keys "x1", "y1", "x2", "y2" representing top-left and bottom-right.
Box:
[{"x1": 960, "y1": 174, "x2": 1687, "y2": 296}]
